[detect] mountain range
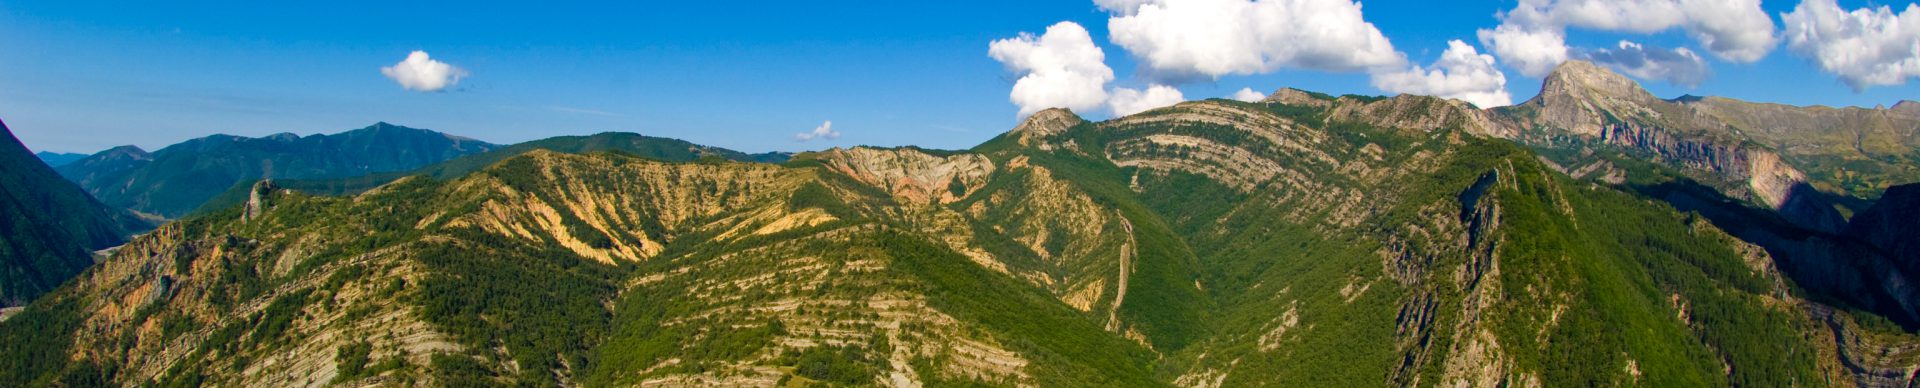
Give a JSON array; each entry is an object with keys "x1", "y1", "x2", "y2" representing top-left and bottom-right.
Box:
[
  {"x1": 55, "y1": 123, "x2": 500, "y2": 219},
  {"x1": 0, "y1": 61, "x2": 1917, "y2": 386}
]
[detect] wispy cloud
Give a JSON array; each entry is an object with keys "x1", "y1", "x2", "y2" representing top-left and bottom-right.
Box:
[
  {"x1": 1579, "y1": 40, "x2": 1711, "y2": 88},
  {"x1": 548, "y1": 106, "x2": 622, "y2": 117},
  {"x1": 794, "y1": 121, "x2": 841, "y2": 142}
]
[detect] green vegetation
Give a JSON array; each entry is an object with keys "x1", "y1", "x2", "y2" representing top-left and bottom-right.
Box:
[
  {"x1": 882, "y1": 231, "x2": 1160, "y2": 386},
  {"x1": 778, "y1": 345, "x2": 881, "y2": 386},
  {"x1": 0, "y1": 298, "x2": 86, "y2": 386},
  {"x1": 333, "y1": 341, "x2": 373, "y2": 381}
]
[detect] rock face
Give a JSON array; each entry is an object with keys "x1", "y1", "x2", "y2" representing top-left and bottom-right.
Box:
[
  {"x1": 815, "y1": 147, "x2": 996, "y2": 205},
  {"x1": 243, "y1": 180, "x2": 277, "y2": 222},
  {"x1": 55, "y1": 122, "x2": 500, "y2": 218},
  {"x1": 1682, "y1": 97, "x2": 1920, "y2": 199},
  {"x1": 0, "y1": 120, "x2": 144, "y2": 307},
  {"x1": 1527, "y1": 60, "x2": 1661, "y2": 137},
  {"x1": 1008, "y1": 108, "x2": 1085, "y2": 146}
]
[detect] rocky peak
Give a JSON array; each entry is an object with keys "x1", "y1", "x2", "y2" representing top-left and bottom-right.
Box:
[
  {"x1": 1010, "y1": 108, "x2": 1085, "y2": 146},
  {"x1": 1516, "y1": 60, "x2": 1664, "y2": 138},
  {"x1": 244, "y1": 179, "x2": 278, "y2": 222},
  {"x1": 1262, "y1": 88, "x2": 1334, "y2": 108},
  {"x1": 1536, "y1": 60, "x2": 1656, "y2": 105}
]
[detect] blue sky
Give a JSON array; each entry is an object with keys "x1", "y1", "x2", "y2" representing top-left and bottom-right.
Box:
[{"x1": 2, "y1": 0, "x2": 1915, "y2": 154}]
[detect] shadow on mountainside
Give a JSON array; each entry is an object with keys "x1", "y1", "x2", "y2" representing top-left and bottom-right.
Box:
[{"x1": 1630, "y1": 178, "x2": 1920, "y2": 331}]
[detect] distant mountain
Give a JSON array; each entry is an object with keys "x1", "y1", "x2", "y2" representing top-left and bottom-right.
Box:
[
  {"x1": 0, "y1": 120, "x2": 145, "y2": 307},
  {"x1": 55, "y1": 122, "x2": 499, "y2": 218},
  {"x1": 32, "y1": 152, "x2": 87, "y2": 168},
  {"x1": 192, "y1": 131, "x2": 790, "y2": 214},
  {"x1": 2, "y1": 95, "x2": 1902, "y2": 386},
  {"x1": 415, "y1": 131, "x2": 792, "y2": 178}
]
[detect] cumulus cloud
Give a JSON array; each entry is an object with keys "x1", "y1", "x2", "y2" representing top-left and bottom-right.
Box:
[
  {"x1": 1479, "y1": 0, "x2": 1777, "y2": 77},
  {"x1": 1476, "y1": 24, "x2": 1570, "y2": 77},
  {"x1": 381, "y1": 51, "x2": 468, "y2": 92},
  {"x1": 989, "y1": 22, "x2": 1116, "y2": 117},
  {"x1": 1230, "y1": 88, "x2": 1267, "y2": 102},
  {"x1": 1109, "y1": 85, "x2": 1187, "y2": 116},
  {"x1": 1782, "y1": 0, "x2": 1920, "y2": 90},
  {"x1": 1102, "y1": 0, "x2": 1406, "y2": 81},
  {"x1": 1371, "y1": 40, "x2": 1514, "y2": 108},
  {"x1": 794, "y1": 121, "x2": 841, "y2": 142},
  {"x1": 1579, "y1": 41, "x2": 1712, "y2": 87},
  {"x1": 1681, "y1": 0, "x2": 1779, "y2": 62}
]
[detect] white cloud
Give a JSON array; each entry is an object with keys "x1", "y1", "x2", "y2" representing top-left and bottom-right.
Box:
[
  {"x1": 380, "y1": 51, "x2": 468, "y2": 92},
  {"x1": 1103, "y1": 0, "x2": 1406, "y2": 81},
  {"x1": 1476, "y1": 24, "x2": 1571, "y2": 77},
  {"x1": 1230, "y1": 88, "x2": 1267, "y2": 102},
  {"x1": 794, "y1": 121, "x2": 841, "y2": 142},
  {"x1": 1093, "y1": 0, "x2": 1155, "y2": 14},
  {"x1": 1479, "y1": 0, "x2": 1777, "y2": 76},
  {"x1": 1782, "y1": 0, "x2": 1920, "y2": 90},
  {"x1": 1579, "y1": 41, "x2": 1711, "y2": 87},
  {"x1": 1371, "y1": 40, "x2": 1514, "y2": 108},
  {"x1": 1109, "y1": 85, "x2": 1187, "y2": 116},
  {"x1": 989, "y1": 22, "x2": 1115, "y2": 117},
  {"x1": 1681, "y1": 0, "x2": 1778, "y2": 62}
]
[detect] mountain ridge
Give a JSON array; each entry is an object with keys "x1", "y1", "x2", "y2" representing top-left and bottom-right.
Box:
[{"x1": 55, "y1": 123, "x2": 500, "y2": 218}]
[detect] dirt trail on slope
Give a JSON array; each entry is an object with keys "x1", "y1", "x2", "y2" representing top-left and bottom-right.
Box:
[{"x1": 1108, "y1": 213, "x2": 1135, "y2": 332}]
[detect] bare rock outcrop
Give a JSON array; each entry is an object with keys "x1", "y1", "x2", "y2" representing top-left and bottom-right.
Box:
[
  {"x1": 1261, "y1": 88, "x2": 1333, "y2": 108},
  {"x1": 244, "y1": 179, "x2": 278, "y2": 222},
  {"x1": 818, "y1": 147, "x2": 995, "y2": 205},
  {"x1": 1009, "y1": 108, "x2": 1085, "y2": 146}
]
